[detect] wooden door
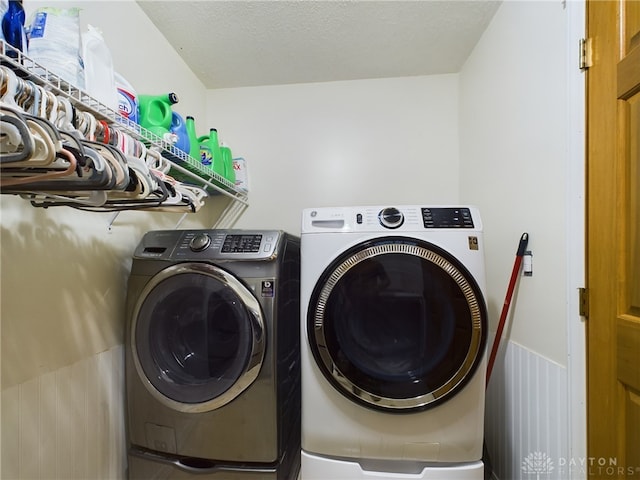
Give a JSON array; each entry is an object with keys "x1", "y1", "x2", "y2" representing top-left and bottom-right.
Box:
[{"x1": 587, "y1": 0, "x2": 640, "y2": 478}]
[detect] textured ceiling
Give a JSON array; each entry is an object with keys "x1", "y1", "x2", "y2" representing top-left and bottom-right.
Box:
[{"x1": 137, "y1": 0, "x2": 501, "y2": 89}]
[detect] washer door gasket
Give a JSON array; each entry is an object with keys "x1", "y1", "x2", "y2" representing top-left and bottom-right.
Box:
[
  {"x1": 132, "y1": 262, "x2": 265, "y2": 413},
  {"x1": 307, "y1": 237, "x2": 487, "y2": 413}
]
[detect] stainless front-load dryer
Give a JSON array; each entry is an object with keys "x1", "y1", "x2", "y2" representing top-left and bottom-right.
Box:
[{"x1": 125, "y1": 229, "x2": 300, "y2": 479}]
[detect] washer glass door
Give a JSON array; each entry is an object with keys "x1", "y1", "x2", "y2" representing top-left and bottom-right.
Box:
[
  {"x1": 307, "y1": 237, "x2": 486, "y2": 412},
  {"x1": 132, "y1": 263, "x2": 265, "y2": 413}
]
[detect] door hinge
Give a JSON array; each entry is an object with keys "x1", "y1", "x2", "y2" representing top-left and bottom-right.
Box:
[
  {"x1": 579, "y1": 287, "x2": 589, "y2": 318},
  {"x1": 579, "y1": 38, "x2": 593, "y2": 70}
]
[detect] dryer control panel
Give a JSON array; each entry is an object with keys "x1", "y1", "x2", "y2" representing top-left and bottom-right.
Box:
[{"x1": 134, "y1": 229, "x2": 283, "y2": 261}]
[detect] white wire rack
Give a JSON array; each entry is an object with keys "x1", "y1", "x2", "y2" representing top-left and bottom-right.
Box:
[{"x1": 0, "y1": 41, "x2": 249, "y2": 226}]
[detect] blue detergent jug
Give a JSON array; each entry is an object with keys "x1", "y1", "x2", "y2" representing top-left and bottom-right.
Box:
[
  {"x1": 169, "y1": 112, "x2": 190, "y2": 155},
  {"x1": 2, "y1": 0, "x2": 28, "y2": 56}
]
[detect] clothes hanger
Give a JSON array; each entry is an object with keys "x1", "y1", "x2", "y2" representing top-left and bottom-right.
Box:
[
  {"x1": 0, "y1": 146, "x2": 77, "y2": 187},
  {"x1": 0, "y1": 66, "x2": 20, "y2": 109},
  {"x1": 0, "y1": 110, "x2": 33, "y2": 163},
  {"x1": 1, "y1": 115, "x2": 59, "y2": 169},
  {"x1": 84, "y1": 140, "x2": 130, "y2": 191},
  {"x1": 24, "y1": 189, "x2": 108, "y2": 208}
]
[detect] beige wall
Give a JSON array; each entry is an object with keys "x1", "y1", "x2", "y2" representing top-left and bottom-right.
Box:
[{"x1": 1, "y1": 1, "x2": 210, "y2": 478}]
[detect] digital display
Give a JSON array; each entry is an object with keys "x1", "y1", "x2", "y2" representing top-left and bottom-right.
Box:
[
  {"x1": 221, "y1": 234, "x2": 263, "y2": 253},
  {"x1": 422, "y1": 208, "x2": 474, "y2": 228}
]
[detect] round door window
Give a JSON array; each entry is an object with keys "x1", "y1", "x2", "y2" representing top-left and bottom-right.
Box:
[
  {"x1": 307, "y1": 237, "x2": 487, "y2": 412},
  {"x1": 132, "y1": 263, "x2": 265, "y2": 413}
]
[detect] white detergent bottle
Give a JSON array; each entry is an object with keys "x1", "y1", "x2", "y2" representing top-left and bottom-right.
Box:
[
  {"x1": 82, "y1": 24, "x2": 117, "y2": 110},
  {"x1": 115, "y1": 72, "x2": 139, "y2": 124}
]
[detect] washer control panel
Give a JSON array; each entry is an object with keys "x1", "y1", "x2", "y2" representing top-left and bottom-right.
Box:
[
  {"x1": 421, "y1": 207, "x2": 474, "y2": 228},
  {"x1": 378, "y1": 207, "x2": 404, "y2": 229},
  {"x1": 134, "y1": 230, "x2": 282, "y2": 260},
  {"x1": 303, "y1": 205, "x2": 480, "y2": 233}
]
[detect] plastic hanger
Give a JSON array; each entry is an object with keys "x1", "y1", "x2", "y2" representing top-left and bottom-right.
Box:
[
  {"x1": 0, "y1": 108, "x2": 33, "y2": 163},
  {"x1": 0, "y1": 146, "x2": 77, "y2": 187}
]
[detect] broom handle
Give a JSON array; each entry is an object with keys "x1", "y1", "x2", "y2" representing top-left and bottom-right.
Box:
[{"x1": 486, "y1": 232, "x2": 529, "y2": 387}]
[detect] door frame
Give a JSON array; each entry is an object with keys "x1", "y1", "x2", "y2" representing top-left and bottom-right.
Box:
[{"x1": 567, "y1": 0, "x2": 588, "y2": 475}]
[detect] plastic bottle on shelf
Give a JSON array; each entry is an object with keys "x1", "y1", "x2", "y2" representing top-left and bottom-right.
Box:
[
  {"x1": 220, "y1": 143, "x2": 236, "y2": 185},
  {"x1": 232, "y1": 157, "x2": 249, "y2": 192},
  {"x1": 169, "y1": 112, "x2": 190, "y2": 155},
  {"x1": 82, "y1": 25, "x2": 117, "y2": 110},
  {"x1": 138, "y1": 92, "x2": 178, "y2": 138},
  {"x1": 185, "y1": 116, "x2": 200, "y2": 161},
  {"x1": 197, "y1": 133, "x2": 213, "y2": 167},
  {"x1": 114, "y1": 72, "x2": 138, "y2": 124},
  {"x1": 206, "y1": 128, "x2": 225, "y2": 180},
  {"x1": 0, "y1": 1, "x2": 7, "y2": 43},
  {"x1": 2, "y1": 0, "x2": 27, "y2": 56}
]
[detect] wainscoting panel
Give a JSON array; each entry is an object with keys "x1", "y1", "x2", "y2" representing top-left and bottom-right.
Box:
[
  {"x1": 1, "y1": 345, "x2": 126, "y2": 480},
  {"x1": 485, "y1": 341, "x2": 569, "y2": 480}
]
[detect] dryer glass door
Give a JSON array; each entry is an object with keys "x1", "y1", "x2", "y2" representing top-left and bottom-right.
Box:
[
  {"x1": 307, "y1": 237, "x2": 486, "y2": 412},
  {"x1": 132, "y1": 263, "x2": 265, "y2": 413}
]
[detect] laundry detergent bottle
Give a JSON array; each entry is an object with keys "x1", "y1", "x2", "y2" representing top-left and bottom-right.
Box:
[
  {"x1": 197, "y1": 133, "x2": 213, "y2": 167},
  {"x1": 2, "y1": 0, "x2": 27, "y2": 56},
  {"x1": 185, "y1": 116, "x2": 200, "y2": 161},
  {"x1": 82, "y1": 25, "x2": 117, "y2": 109},
  {"x1": 169, "y1": 112, "x2": 190, "y2": 155},
  {"x1": 115, "y1": 72, "x2": 138, "y2": 124},
  {"x1": 138, "y1": 92, "x2": 178, "y2": 138},
  {"x1": 220, "y1": 143, "x2": 236, "y2": 185},
  {"x1": 206, "y1": 128, "x2": 225, "y2": 180}
]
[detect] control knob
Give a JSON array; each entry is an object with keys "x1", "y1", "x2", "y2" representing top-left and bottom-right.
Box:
[
  {"x1": 189, "y1": 233, "x2": 211, "y2": 252},
  {"x1": 378, "y1": 207, "x2": 404, "y2": 229}
]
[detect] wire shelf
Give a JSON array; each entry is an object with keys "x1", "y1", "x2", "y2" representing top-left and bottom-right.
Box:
[{"x1": 0, "y1": 41, "x2": 249, "y2": 210}]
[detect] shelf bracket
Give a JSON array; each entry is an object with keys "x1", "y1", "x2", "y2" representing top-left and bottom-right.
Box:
[
  {"x1": 174, "y1": 213, "x2": 188, "y2": 230},
  {"x1": 108, "y1": 212, "x2": 120, "y2": 231}
]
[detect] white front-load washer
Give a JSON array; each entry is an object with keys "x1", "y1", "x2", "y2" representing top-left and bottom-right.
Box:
[{"x1": 300, "y1": 205, "x2": 488, "y2": 479}]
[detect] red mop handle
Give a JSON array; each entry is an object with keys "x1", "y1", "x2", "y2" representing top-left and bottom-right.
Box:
[{"x1": 486, "y1": 232, "x2": 529, "y2": 387}]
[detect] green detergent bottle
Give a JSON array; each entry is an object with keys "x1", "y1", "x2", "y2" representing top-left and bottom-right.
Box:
[
  {"x1": 138, "y1": 92, "x2": 178, "y2": 138},
  {"x1": 198, "y1": 128, "x2": 225, "y2": 180},
  {"x1": 220, "y1": 143, "x2": 236, "y2": 186},
  {"x1": 185, "y1": 116, "x2": 200, "y2": 161}
]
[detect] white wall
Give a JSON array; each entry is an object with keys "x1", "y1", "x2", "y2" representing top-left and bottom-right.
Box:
[
  {"x1": 1, "y1": 1, "x2": 210, "y2": 478},
  {"x1": 1, "y1": 1, "x2": 586, "y2": 479},
  {"x1": 24, "y1": 0, "x2": 208, "y2": 121},
  {"x1": 460, "y1": 1, "x2": 585, "y2": 478},
  {"x1": 460, "y1": 0, "x2": 569, "y2": 366},
  {"x1": 206, "y1": 75, "x2": 460, "y2": 235}
]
